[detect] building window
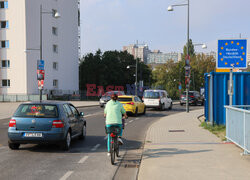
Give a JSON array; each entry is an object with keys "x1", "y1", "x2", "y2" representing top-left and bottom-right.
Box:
[
  {"x1": 0, "y1": 40, "x2": 9, "y2": 48},
  {"x1": 2, "y1": 79, "x2": 10, "y2": 87},
  {"x1": 53, "y1": 79, "x2": 58, "y2": 88},
  {"x1": 1, "y1": 60, "x2": 10, "y2": 68},
  {"x1": 0, "y1": 21, "x2": 9, "y2": 29},
  {"x1": 53, "y1": 62, "x2": 58, "y2": 70},
  {"x1": 53, "y1": 44, "x2": 58, "y2": 53},
  {"x1": 52, "y1": 27, "x2": 58, "y2": 35},
  {"x1": 0, "y1": 1, "x2": 8, "y2": 9}
]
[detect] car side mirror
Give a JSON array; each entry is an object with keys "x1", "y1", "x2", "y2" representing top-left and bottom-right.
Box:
[{"x1": 79, "y1": 112, "x2": 84, "y2": 117}]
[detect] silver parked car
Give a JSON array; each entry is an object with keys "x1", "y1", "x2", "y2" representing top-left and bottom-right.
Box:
[{"x1": 99, "y1": 91, "x2": 125, "y2": 107}]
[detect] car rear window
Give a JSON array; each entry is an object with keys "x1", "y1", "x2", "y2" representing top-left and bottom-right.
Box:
[
  {"x1": 118, "y1": 97, "x2": 133, "y2": 102},
  {"x1": 182, "y1": 92, "x2": 194, "y2": 96},
  {"x1": 143, "y1": 91, "x2": 160, "y2": 98},
  {"x1": 14, "y1": 104, "x2": 58, "y2": 118}
]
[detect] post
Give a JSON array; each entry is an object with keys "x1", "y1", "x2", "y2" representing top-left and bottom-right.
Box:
[
  {"x1": 186, "y1": 0, "x2": 190, "y2": 113},
  {"x1": 229, "y1": 69, "x2": 233, "y2": 106},
  {"x1": 135, "y1": 57, "x2": 138, "y2": 96},
  {"x1": 40, "y1": 4, "x2": 43, "y2": 102}
]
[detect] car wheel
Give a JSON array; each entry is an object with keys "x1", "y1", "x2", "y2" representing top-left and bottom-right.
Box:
[
  {"x1": 8, "y1": 142, "x2": 20, "y2": 150},
  {"x1": 79, "y1": 124, "x2": 86, "y2": 140},
  {"x1": 169, "y1": 103, "x2": 172, "y2": 110},
  {"x1": 142, "y1": 107, "x2": 146, "y2": 115},
  {"x1": 134, "y1": 108, "x2": 138, "y2": 117},
  {"x1": 62, "y1": 131, "x2": 71, "y2": 151},
  {"x1": 180, "y1": 103, "x2": 183, "y2": 106}
]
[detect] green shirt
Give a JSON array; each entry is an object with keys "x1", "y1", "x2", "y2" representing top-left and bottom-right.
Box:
[{"x1": 104, "y1": 100, "x2": 126, "y2": 125}]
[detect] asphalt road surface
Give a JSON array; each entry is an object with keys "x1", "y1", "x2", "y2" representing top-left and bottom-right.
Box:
[{"x1": 0, "y1": 104, "x2": 203, "y2": 180}]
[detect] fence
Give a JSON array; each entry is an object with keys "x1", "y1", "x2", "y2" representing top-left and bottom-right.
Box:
[
  {"x1": 225, "y1": 105, "x2": 250, "y2": 154},
  {"x1": 0, "y1": 94, "x2": 47, "y2": 102},
  {"x1": 204, "y1": 72, "x2": 250, "y2": 125}
]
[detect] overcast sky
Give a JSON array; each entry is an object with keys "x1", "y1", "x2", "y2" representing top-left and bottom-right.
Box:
[{"x1": 80, "y1": 0, "x2": 250, "y2": 55}]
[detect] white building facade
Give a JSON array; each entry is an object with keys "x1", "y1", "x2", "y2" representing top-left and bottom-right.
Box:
[{"x1": 0, "y1": 0, "x2": 79, "y2": 96}]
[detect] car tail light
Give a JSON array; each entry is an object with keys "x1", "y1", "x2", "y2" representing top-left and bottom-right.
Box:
[
  {"x1": 52, "y1": 120, "x2": 64, "y2": 128},
  {"x1": 127, "y1": 102, "x2": 134, "y2": 105},
  {"x1": 9, "y1": 119, "x2": 16, "y2": 127},
  {"x1": 190, "y1": 95, "x2": 194, "y2": 98},
  {"x1": 110, "y1": 133, "x2": 116, "y2": 138}
]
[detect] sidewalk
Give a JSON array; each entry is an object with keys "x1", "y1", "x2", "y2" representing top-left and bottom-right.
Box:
[
  {"x1": 0, "y1": 101, "x2": 99, "y2": 120},
  {"x1": 138, "y1": 109, "x2": 250, "y2": 180}
]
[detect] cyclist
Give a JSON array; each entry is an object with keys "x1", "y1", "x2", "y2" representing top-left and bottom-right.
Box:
[{"x1": 104, "y1": 93, "x2": 127, "y2": 156}]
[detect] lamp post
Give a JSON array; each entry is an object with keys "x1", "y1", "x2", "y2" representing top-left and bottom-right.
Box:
[
  {"x1": 168, "y1": 0, "x2": 190, "y2": 112},
  {"x1": 39, "y1": 5, "x2": 60, "y2": 102},
  {"x1": 127, "y1": 60, "x2": 138, "y2": 96}
]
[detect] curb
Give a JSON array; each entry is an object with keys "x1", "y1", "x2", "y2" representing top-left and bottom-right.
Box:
[{"x1": 75, "y1": 105, "x2": 99, "y2": 108}]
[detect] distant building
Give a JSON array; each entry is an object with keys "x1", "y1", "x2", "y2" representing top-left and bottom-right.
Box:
[
  {"x1": 196, "y1": 51, "x2": 216, "y2": 61},
  {"x1": 123, "y1": 43, "x2": 150, "y2": 62},
  {"x1": 146, "y1": 51, "x2": 182, "y2": 64}
]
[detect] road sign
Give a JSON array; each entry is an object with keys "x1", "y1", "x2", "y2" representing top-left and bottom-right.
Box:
[
  {"x1": 217, "y1": 39, "x2": 247, "y2": 69},
  {"x1": 37, "y1": 60, "x2": 44, "y2": 70}
]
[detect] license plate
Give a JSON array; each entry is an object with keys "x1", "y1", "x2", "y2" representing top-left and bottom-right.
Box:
[{"x1": 24, "y1": 133, "x2": 43, "y2": 137}]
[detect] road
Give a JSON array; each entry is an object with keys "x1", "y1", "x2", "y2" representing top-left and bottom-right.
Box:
[{"x1": 0, "y1": 104, "x2": 202, "y2": 180}]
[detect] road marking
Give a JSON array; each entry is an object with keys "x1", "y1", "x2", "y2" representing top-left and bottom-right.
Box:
[
  {"x1": 129, "y1": 120, "x2": 133, "y2": 123},
  {"x1": 125, "y1": 123, "x2": 127, "y2": 125},
  {"x1": 135, "y1": 118, "x2": 139, "y2": 120},
  {"x1": 59, "y1": 171, "x2": 74, "y2": 180},
  {"x1": 84, "y1": 113, "x2": 102, "y2": 118},
  {"x1": 104, "y1": 135, "x2": 108, "y2": 140},
  {"x1": 91, "y1": 144, "x2": 100, "y2": 151},
  {"x1": 78, "y1": 156, "x2": 88, "y2": 164}
]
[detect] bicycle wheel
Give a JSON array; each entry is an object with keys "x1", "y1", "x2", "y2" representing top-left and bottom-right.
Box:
[
  {"x1": 110, "y1": 137, "x2": 115, "y2": 165},
  {"x1": 115, "y1": 138, "x2": 120, "y2": 157}
]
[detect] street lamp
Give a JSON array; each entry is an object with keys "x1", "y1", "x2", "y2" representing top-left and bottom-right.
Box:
[
  {"x1": 193, "y1": 43, "x2": 207, "y2": 49},
  {"x1": 39, "y1": 5, "x2": 60, "y2": 102},
  {"x1": 168, "y1": 0, "x2": 190, "y2": 113},
  {"x1": 127, "y1": 63, "x2": 138, "y2": 96}
]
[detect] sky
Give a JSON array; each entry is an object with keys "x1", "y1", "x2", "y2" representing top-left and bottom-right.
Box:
[{"x1": 80, "y1": 0, "x2": 250, "y2": 56}]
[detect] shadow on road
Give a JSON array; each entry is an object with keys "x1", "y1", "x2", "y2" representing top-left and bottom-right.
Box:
[
  {"x1": 12, "y1": 135, "x2": 143, "y2": 154},
  {"x1": 142, "y1": 148, "x2": 212, "y2": 159}
]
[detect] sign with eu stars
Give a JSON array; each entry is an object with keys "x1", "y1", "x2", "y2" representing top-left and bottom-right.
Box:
[{"x1": 217, "y1": 39, "x2": 247, "y2": 69}]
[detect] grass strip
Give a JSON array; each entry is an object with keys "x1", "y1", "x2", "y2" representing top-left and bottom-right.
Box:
[{"x1": 200, "y1": 121, "x2": 226, "y2": 141}]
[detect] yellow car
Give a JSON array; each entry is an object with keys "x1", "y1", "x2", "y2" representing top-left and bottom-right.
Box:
[{"x1": 118, "y1": 95, "x2": 146, "y2": 116}]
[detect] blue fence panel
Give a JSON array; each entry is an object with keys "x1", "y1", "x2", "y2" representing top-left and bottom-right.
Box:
[
  {"x1": 204, "y1": 72, "x2": 250, "y2": 125},
  {"x1": 204, "y1": 73, "x2": 209, "y2": 122}
]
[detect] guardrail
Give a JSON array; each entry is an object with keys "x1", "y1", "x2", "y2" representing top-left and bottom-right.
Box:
[{"x1": 225, "y1": 105, "x2": 250, "y2": 155}]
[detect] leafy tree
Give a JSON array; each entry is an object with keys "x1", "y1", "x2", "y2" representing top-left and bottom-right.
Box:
[{"x1": 79, "y1": 50, "x2": 152, "y2": 92}]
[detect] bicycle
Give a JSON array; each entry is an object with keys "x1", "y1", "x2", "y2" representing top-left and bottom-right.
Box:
[{"x1": 106, "y1": 125, "x2": 121, "y2": 165}]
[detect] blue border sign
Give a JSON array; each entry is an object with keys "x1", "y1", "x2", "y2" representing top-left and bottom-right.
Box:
[{"x1": 217, "y1": 39, "x2": 247, "y2": 69}]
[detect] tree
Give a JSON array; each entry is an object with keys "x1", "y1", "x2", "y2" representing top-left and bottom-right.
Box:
[{"x1": 79, "y1": 50, "x2": 152, "y2": 92}]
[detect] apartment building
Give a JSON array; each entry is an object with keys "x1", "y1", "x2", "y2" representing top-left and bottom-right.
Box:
[
  {"x1": 0, "y1": 0, "x2": 79, "y2": 96},
  {"x1": 147, "y1": 51, "x2": 182, "y2": 64},
  {"x1": 123, "y1": 43, "x2": 151, "y2": 62}
]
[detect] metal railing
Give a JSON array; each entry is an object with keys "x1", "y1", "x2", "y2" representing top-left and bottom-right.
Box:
[{"x1": 225, "y1": 105, "x2": 250, "y2": 155}]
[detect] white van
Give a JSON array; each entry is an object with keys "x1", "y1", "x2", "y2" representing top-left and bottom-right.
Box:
[{"x1": 143, "y1": 89, "x2": 172, "y2": 110}]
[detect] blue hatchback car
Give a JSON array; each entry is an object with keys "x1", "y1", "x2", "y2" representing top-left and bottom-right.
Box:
[{"x1": 8, "y1": 101, "x2": 86, "y2": 150}]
